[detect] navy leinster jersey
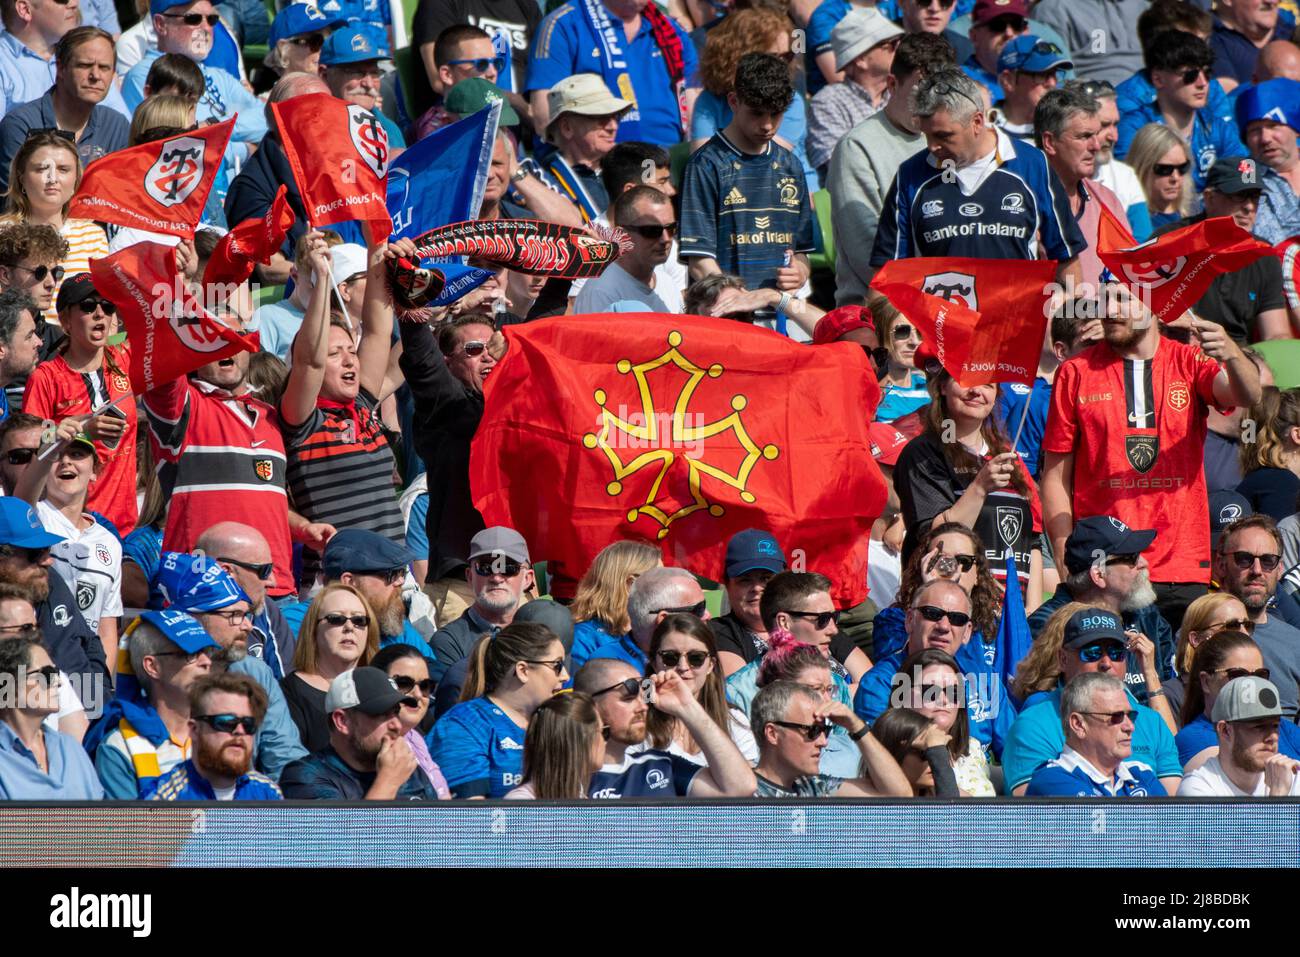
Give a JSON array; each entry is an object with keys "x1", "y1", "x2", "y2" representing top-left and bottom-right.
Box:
[
  {"x1": 870, "y1": 127, "x2": 1085, "y2": 266},
  {"x1": 679, "y1": 132, "x2": 815, "y2": 292}
]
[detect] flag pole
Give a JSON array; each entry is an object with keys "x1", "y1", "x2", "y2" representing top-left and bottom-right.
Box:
[
  {"x1": 323, "y1": 260, "x2": 350, "y2": 333},
  {"x1": 1010, "y1": 386, "x2": 1033, "y2": 456}
]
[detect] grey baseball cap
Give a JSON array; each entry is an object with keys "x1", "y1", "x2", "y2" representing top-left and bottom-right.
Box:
[{"x1": 1212, "y1": 675, "x2": 1284, "y2": 723}]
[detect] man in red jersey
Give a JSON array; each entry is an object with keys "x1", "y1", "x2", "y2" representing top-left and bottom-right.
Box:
[{"x1": 1040, "y1": 280, "x2": 1262, "y2": 633}]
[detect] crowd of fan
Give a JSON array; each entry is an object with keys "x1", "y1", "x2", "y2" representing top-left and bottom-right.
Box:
[{"x1": 0, "y1": 0, "x2": 1298, "y2": 802}]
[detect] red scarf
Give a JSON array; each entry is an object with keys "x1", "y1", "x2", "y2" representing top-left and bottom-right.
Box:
[{"x1": 316, "y1": 395, "x2": 359, "y2": 440}]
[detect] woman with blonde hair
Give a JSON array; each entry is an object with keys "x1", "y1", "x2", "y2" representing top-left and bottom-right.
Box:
[
  {"x1": 569, "y1": 540, "x2": 662, "y2": 672},
  {"x1": 2, "y1": 131, "x2": 108, "y2": 325},
  {"x1": 280, "y1": 583, "x2": 380, "y2": 752},
  {"x1": 870, "y1": 292, "x2": 928, "y2": 431},
  {"x1": 1237, "y1": 386, "x2": 1300, "y2": 521},
  {"x1": 506, "y1": 693, "x2": 606, "y2": 799},
  {"x1": 1165, "y1": 592, "x2": 1255, "y2": 719},
  {"x1": 127, "y1": 93, "x2": 197, "y2": 147},
  {"x1": 1125, "y1": 123, "x2": 1194, "y2": 232}
]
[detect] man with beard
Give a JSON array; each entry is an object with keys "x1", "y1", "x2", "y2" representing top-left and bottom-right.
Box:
[
  {"x1": 1179, "y1": 675, "x2": 1300, "y2": 795},
  {"x1": 429, "y1": 527, "x2": 532, "y2": 683},
  {"x1": 198, "y1": 523, "x2": 295, "y2": 680},
  {"x1": 1028, "y1": 516, "x2": 1176, "y2": 710},
  {"x1": 1214, "y1": 515, "x2": 1300, "y2": 718},
  {"x1": 280, "y1": 666, "x2": 438, "y2": 799},
  {"x1": 1041, "y1": 279, "x2": 1262, "y2": 634},
  {"x1": 149, "y1": 672, "x2": 283, "y2": 800},
  {"x1": 155, "y1": 554, "x2": 307, "y2": 778}
]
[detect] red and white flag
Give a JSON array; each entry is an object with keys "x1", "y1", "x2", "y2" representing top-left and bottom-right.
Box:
[{"x1": 203, "y1": 184, "x2": 296, "y2": 286}]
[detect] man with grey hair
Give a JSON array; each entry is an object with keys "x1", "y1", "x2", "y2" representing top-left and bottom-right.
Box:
[
  {"x1": 0, "y1": 290, "x2": 41, "y2": 423},
  {"x1": 751, "y1": 679, "x2": 914, "y2": 796},
  {"x1": 1067, "y1": 79, "x2": 1153, "y2": 241},
  {"x1": 586, "y1": 565, "x2": 709, "y2": 671},
  {"x1": 869, "y1": 67, "x2": 1085, "y2": 288},
  {"x1": 1026, "y1": 671, "x2": 1166, "y2": 796}
]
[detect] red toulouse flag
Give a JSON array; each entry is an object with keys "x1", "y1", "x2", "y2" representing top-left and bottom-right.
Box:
[
  {"x1": 91, "y1": 242, "x2": 257, "y2": 393},
  {"x1": 1276, "y1": 235, "x2": 1300, "y2": 310},
  {"x1": 69, "y1": 119, "x2": 234, "y2": 238},
  {"x1": 203, "y1": 184, "x2": 296, "y2": 286},
  {"x1": 1098, "y1": 204, "x2": 1274, "y2": 321},
  {"x1": 272, "y1": 93, "x2": 390, "y2": 235},
  {"x1": 870, "y1": 257, "x2": 1055, "y2": 387}
]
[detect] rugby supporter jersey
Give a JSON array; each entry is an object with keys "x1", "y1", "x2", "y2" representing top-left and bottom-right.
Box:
[
  {"x1": 1025, "y1": 747, "x2": 1164, "y2": 797},
  {"x1": 36, "y1": 501, "x2": 122, "y2": 632},
  {"x1": 588, "y1": 747, "x2": 702, "y2": 798},
  {"x1": 679, "y1": 132, "x2": 815, "y2": 292},
  {"x1": 143, "y1": 377, "x2": 294, "y2": 596},
  {"x1": 426, "y1": 695, "x2": 526, "y2": 798},
  {"x1": 870, "y1": 127, "x2": 1084, "y2": 265},
  {"x1": 22, "y1": 346, "x2": 138, "y2": 532},
  {"x1": 1044, "y1": 337, "x2": 1222, "y2": 584}
]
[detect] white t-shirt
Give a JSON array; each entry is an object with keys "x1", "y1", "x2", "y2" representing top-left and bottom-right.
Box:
[
  {"x1": 36, "y1": 501, "x2": 123, "y2": 632},
  {"x1": 213, "y1": 783, "x2": 238, "y2": 800},
  {"x1": 867, "y1": 539, "x2": 901, "y2": 609},
  {"x1": 1178, "y1": 755, "x2": 1300, "y2": 796}
]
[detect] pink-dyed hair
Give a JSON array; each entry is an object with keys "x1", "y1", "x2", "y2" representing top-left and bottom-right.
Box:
[{"x1": 757, "y1": 628, "x2": 830, "y2": 687}]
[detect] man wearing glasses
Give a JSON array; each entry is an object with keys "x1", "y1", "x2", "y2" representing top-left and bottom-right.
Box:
[
  {"x1": 1214, "y1": 515, "x2": 1300, "y2": 719},
  {"x1": 1025, "y1": 671, "x2": 1167, "y2": 796},
  {"x1": 895, "y1": 0, "x2": 973, "y2": 64},
  {"x1": 962, "y1": 0, "x2": 1029, "y2": 101},
  {"x1": 588, "y1": 566, "x2": 709, "y2": 672},
  {"x1": 0, "y1": 223, "x2": 68, "y2": 409},
  {"x1": 0, "y1": 581, "x2": 88, "y2": 741},
  {"x1": 573, "y1": 186, "x2": 674, "y2": 313},
  {"x1": 1003, "y1": 607, "x2": 1181, "y2": 795}
]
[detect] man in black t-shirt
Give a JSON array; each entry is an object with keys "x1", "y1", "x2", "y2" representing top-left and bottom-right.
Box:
[{"x1": 709, "y1": 529, "x2": 787, "y2": 676}]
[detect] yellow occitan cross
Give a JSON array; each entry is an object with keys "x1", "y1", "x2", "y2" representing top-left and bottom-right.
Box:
[{"x1": 582, "y1": 331, "x2": 780, "y2": 540}]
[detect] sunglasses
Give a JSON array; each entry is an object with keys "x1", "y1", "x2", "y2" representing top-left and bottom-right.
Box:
[
  {"x1": 162, "y1": 12, "x2": 221, "y2": 25},
  {"x1": 75, "y1": 297, "x2": 117, "y2": 316},
  {"x1": 525, "y1": 658, "x2": 566, "y2": 675},
  {"x1": 10, "y1": 263, "x2": 64, "y2": 283},
  {"x1": 1214, "y1": 666, "x2": 1270, "y2": 681},
  {"x1": 593, "y1": 677, "x2": 643, "y2": 700},
  {"x1": 929, "y1": 79, "x2": 981, "y2": 111},
  {"x1": 26, "y1": 127, "x2": 76, "y2": 142},
  {"x1": 891, "y1": 323, "x2": 919, "y2": 341},
  {"x1": 1178, "y1": 66, "x2": 1211, "y2": 85},
  {"x1": 195, "y1": 713, "x2": 260, "y2": 734},
  {"x1": 625, "y1": 221, "x2": 678, "y2": 240},
  {"x1": 462, "y1": 339, "x2": 488, "y2": 357},
  {"x1": 219, "y1": 556, "x2": 274, "y2": 581},
  {"x1": 1080, "y1": 709, "x2": 1138, "y2": 726},
  {"x1": 391, "y1": 674, "x2": 435, "y2": 696},
  {"x1": 1228, "y1": 551, "x2": 1282, "y2": 572},
  {"x1": 771, "y1": 719, "x2": 834, "y2": 741},
  {"x1": 919, "y1": 682, "x2": 960, "y2": 703},
  {"x1": 0, "y1": 622, "x2": 39, "y2": 638},
  {"x1": 154, "y1": 648, "x2": 213, "y2": 664},
  {"x1": 915, "y1": 605, "x2": 971, "y2": 627},
  {"x1": 358, "y1": 567, "x2": 405, "y2": 586},
  {"x1": 655, "y1": 601, "x2": 708, "y2": 617},
  {"x1": 657, "y1": 649, "x2": 710, "y2": 669},
  {"x1": 1104, "y1": 553, "x2": 1141, "y2": 567},
  {"x1": 5, "y1": 448, "x2": 38, "y2": 465},
  {"x1": 784, "y1": 609, "x2": 840, "y2": 629},
  {"x1": 27, "y1": 664, "x2": 60, "y2": 685},
  {"x1": 0, "y1": 545, "x2": 50, "y2": 564},
  {"x1": 982, "y1": 14, "x2": 1026, "y2": 31},
  {"x1": 1153, "y1": 161, "x2": 1191, "y2": 177},
  {"x1": 1078, "y1": 641, "x2": 1127, "y2": 663},
  {"x1": 322, "y1": 612, "x2": 369, "y2": 629},
  {"x1": 1210, "y1": 618, "x2": 1256, "y2": 635},
  {"x1": 287, "y1": 32, "x2": 325, "y2": 50},
  {"x1": 917, "y1": 0, "x2": 956, "y2": 8},
  {"x1": 445, "y1": 56, "x2": 505, "y2": 73},
  {"x1": 473, "y1": 558, "x2": 523, "y2": 577}
]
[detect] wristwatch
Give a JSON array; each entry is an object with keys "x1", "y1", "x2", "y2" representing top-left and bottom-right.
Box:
[{"x1": 510, "y1": 166, "x2": 530, "y2": 184}]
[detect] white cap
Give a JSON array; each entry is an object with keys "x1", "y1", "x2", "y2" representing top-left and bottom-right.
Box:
[
  {"x1": 330, "y1": 243, "x2": 368, "y2": 282},
  {"x1": 832, "y1": 7, "x2": 904, "y2": 72}
]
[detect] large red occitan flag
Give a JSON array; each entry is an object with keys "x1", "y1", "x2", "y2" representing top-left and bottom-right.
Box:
[
  {"x1": 203, "y1": 184, "x2": 296, "y2": 286},
  {"x1": 470, "y1": 314, "x2": 887, "y2": 608},
  {"x1": 1098, "y1": 203, "x2": 1274, "y2": 322},
  {"x1": 271, "y1": 92, "x2": 390, "y2": 239},
  {"x1": 871, "y1": 257, "x2": 1056, "y2": 387},
  {"x1": 91, "y1": 243, "x2": 257, "y2": 394},
  {"x1": 70, "y1": 118, "x2": 234, "y2": 238}
]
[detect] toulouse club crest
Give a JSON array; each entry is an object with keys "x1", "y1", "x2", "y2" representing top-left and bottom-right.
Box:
[
  {"x1": 168, "y1": 301, "x2": 228, "y2": 353},
  {"x1": 347, "y1": 104, "x2": 389, "y2": 179},
  {"x1": 922, "y1": 271, "x2": 978, "y2": 311},
  {"x1": 1118, "y1": 236, "x2": 1186, "y2": 288},
  {"x1": 144, "y1": 136, "x2": 206, "y2": 207}
]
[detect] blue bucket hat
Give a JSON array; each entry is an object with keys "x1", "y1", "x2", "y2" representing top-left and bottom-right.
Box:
[
  {"x1": 155, "y1": 552, "x2": 252, "y2": 613},
  {"x1": 270, "y1": 3, "x2": 345, "y2": 45}
]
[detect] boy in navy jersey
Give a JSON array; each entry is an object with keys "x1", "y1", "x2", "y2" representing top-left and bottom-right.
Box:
[{"x1": 679, "y1": 52, "x2": 815, "y2": 333}]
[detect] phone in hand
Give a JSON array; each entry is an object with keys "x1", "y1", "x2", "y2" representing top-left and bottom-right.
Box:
[{"x1": 97, "y1": 405, "x2": 127, "y2": 451}]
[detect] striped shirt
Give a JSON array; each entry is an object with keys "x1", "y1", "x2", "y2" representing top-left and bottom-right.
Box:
[
  {"x1": 281, "y1": 388, "x2": 404, "y2": 586},
  {"x1": 53, "y1": 218, "x2": 109, "y2": 326}
]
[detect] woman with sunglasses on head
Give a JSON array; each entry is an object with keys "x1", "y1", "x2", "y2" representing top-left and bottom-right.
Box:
[
  {"x1": 892, "y1": 647, "x2": 994, "y2": 795},
  {"x1": 370, "y1": 644, "x2": 451, "y2": 798},
  {"x1": 870, "y1": 295, "x2": 929, "y2": 434},
  {"x1": 281, "y1": 583, "x2": 380, "y2": 752},
  {"x1": 429, "y1": 621, "x2": 568, "y2": 798},
  {"x1": 641, "y1": 614, "x2": 758, "y2": 765},
  {"x1": 870, "y1": 707, "x2": 961, "y2": 797},
  {"x1": 569, "y1": 540, "x2": 662, "y2": 675},
  {"x1": 1125, "y1": 123, "x2": 1194, "y2": 233},
  {"x1": 505, "y1": 693, "x2": 606, "y2": 799},
  {"x1": 1, "y1": 131, "x2": 108, "y2": 328},
  {"x1": 1164, "y1": 592, "x2": 1255, "y2": 718},
  {"x1": 1174, "y1": 630, "x2": 1300, "y2": 773}
]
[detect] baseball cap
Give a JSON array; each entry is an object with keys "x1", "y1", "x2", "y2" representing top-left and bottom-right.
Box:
[
  {"x1": 1062, "y1": 606, "x2": 1128, "y2": 649},
  {"x1": 55, "y1": 272, "x2": 98, "y2": 314},
  {"x1": 330, "y1": 243, "x2": 368, "y2": 282},
  {"x1": 545, "y1": 74, "x2": 632, "y2": 142},
  {"x1": 445, "y1": 77, "x2": 521, "y2": 125},
  {"x1": 1063, "y1": 515, "x2": 1157, "y2": 576},
  {"x1": 725, "y1": 528, "x2": 786, "y2": 578},
  {"x1": 831, "y1": 7, "x2": 903, "y2": 72},
  {"x1": 1209, "y1": 490, "x2": 1253, "y2": 550},
  {"x1": 139, "y1": 608, "x2": 221, "y2": 655},
  {"x1": 467, "y1": 526, "x2": 530, "y2": 564},
  {"x1": 514, "y1": 600, "x2": 574, "y2": 653},
  {"x1": 0, "y1": 498, "x2": 64, "y2": 549},
  {"x1": 324, "y1": 666, "x2": 415, "y2": 714},
  {"x1": 1205, "y1": 156, "x2": 1263, "y2": 195},
  {"x1": 156, "y1": 552, "x2": 252, "y2": 613},
  {"x1": 270, "y1": 3, "x2": 344, "y2": 45},
  {"x1": 812, "y1": 305, "x2": 875, "y2": 345},
  {"x1": 320, "y1": 23, "x2": 390, "y2": 66},
  {"x1": 321, "y1": 528, "x2": 413, "y2": 580},
  {"x1": 1235, "y1": 77, "x2": 1300, "y2": 136},
  {"x1": 971, "y1": 0, "x2": 1029, "y2": 25},
  {"x1": 1212, "y1": 675, "x2": 1284, "y2": 723},
  {"x1": 998, "y1": 35, "x2": 1072, "y2": 74},
  {"x1": 868, "y1": 421, "x2": 909, "y2": 466},
  {"x1": 149, "y1": 0, "x2": 206, "y2": 16}
]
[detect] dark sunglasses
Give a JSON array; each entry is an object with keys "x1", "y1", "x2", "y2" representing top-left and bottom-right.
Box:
[
  {"x1": 917, "y1": 0, "x2": 955, "y2": 8},
  {"x1": 784, "y1": 609, "x2": 840, "y2": 629},
  {"x1": 195, "y1": 713, "x2": 259, "y2": 734},
  {"x1": 1214, "y1": 666, "x2": 1270, "y2": 681},
  {"x1": 0, "y1": 622, "x2": 39, "y2": 638},
  {"x1": 1178, "y1": 66, "x2": 1211, "y2": 85},
  {"x1": 462, "y1": 339, "x2": 488, "y2": 357},
  {"x1": 162, "y1": 12, "x2": 221, "y2": 25},
  {"x1": 322, "y1": 612, "x2": 369, "y2": 629},
  {"x1": 26, "y1": 127, "x2": 76, "y2": 142},
  {"x1": 1153, "y1": 161, "x2": 1191, "y2": 177},
  {"x1": 771, "y1": 719, "x2": 834, "y2": 741},
  {"x1": 655, "y1": 601, "x2": 707, "y2": 617},
  {"x1": 5, "y1": 448, "x2": 38, "y2": 465},
  {"x1": 1228, "y1": 551, "x2": 1282, "y2": 572},
  {"x1": 153, "y1": 648, "x2": 212, "y2": 664},
  {"x1": 1075, "y1": 78, "x2": 1115, "y2": 96},
  {"x1": 0, "y1": 545, "x2": 50, "y2": 563},
  {"x1": 625, "y1": 221, "x2": 678, "y2": 240},
  {"x1": 1080, "y1": 709, "x2": 1138, "y2": 726},
  {"x1": 391, "y1": 674, "x2": 435, "y2": 696},
  {"x1": 593, "y1": 677, "x2": 643, "y2": 700},
  {"x1": 525, "y1": 658, "x2": 566, "y2": 675},
  {"x1": 11, "y1": 263, "x2": 64, "y2": 283},
  {"x1": 919, "y1": 682, "x2": 961, "y2": 704},
  {"x1": 445, "y1": 56, "x2": 505, "y2": 73},
  {"x1": 1210, "y1": 618, "x2": 1256, "y2": 635},
  {"x1": 1078, "y1": 641, "x2": 1127, "y2": 663},
  {"x1": 362, "y1": 567, "x2": 406, "y2": 586},
  {"x1": 982, "y1": 14, "x2": 1026, "y2": 31},
  {"x1": 219, "y1": 556, "x2": 274, "y2": 581},
  {"x1": 929, "y1": 79, "x2": 981, "y2": 110},
  {"x1": 1104, "y1": 553, "x2": 1141, "y2": 567},
  {"x1": 27, "y1": 664, "x2": 60, "y2": 684},
  {"x1": 915, "y1": 605, "x2": 971, "y2": 627},
  {"x1": 287, "y1": 32, "x2": 325, "y2": 50},
  {"x1": 473, "y1": 558, "x2": 523, "y2": 577},
  {"x1": 657, "y1": 649, "x2": 710, "y2": 669},
  {"x1": 75, "y1": 297, "x2": 117, "y2": 316},
  {"x1": 891, "y1": 323, "x2": 919, "y2": 341}
]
